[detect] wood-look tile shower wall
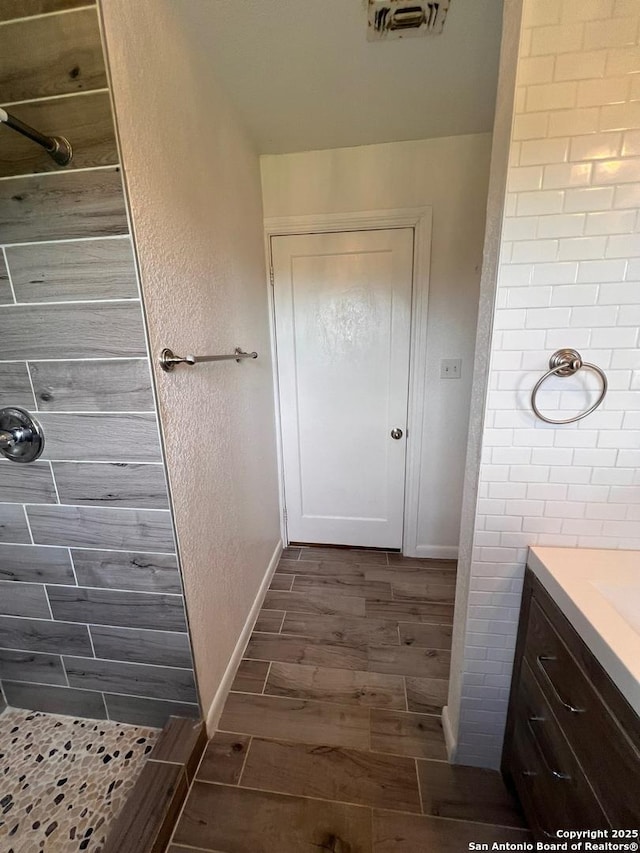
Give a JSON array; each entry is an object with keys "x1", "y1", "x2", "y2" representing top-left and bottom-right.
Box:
[{"x1": 0, "y1": 0, "x2": 198, "y2": 726}]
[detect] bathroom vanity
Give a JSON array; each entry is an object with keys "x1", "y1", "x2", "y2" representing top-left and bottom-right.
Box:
[{"x1": 503, "y1": 548, "x2": 640, "y2": 835}]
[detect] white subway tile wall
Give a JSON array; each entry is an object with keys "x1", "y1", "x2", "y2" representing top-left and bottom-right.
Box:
[{"x1": 457, "y1": 0, "x2": 640, "y2": 767}]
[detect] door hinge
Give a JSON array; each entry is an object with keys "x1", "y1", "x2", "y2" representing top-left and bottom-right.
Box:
[{"x1": 269, "y1": 265, "x2": 274, "y2": 286}]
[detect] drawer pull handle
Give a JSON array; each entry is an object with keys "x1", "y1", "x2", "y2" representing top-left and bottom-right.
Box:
[
  {"x1": 536, "y1": 655, "x2": 585, "y2": 714},
  {"x1": 527, "y1": 716, "x2": 571, "y2": 780}
]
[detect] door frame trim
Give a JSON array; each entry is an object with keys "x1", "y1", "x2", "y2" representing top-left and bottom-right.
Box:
[{"x1": 264, "y1": 207, "x2": 433, "y2": 556}]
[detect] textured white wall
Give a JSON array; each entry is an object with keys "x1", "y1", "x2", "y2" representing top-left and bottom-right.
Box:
[
  {"x1": 453, "y1": 0, "x2": 640, "y2": 768},
  {"x1": 99, "y1": 0, "x2": 281, "y2": 718},
  {"x1": 261, "y1": 134, "x2": 493, "y2": 556}
]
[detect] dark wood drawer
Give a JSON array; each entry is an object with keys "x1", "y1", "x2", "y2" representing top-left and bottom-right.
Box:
[
  {"x1": 511, "y1": 657, "x2": 609, "y2": 833},
  {"x1": 520, "y1": 585, "x2": 640, "y2": 827}
]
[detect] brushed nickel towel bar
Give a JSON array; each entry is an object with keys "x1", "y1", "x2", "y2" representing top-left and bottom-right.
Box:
[
  {"x1": 531, "y1": 348, "x2": 607, "y2": 425},
  {"x1": 159, "y1": 347, "x2": 258, "y2": 372},
  {"x1": 0, "y1": 107, "x2": 73, "y2": 166}
]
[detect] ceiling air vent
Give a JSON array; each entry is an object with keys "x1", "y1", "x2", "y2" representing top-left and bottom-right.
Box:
[{"x1": 367, "y1": 0, "x2": 451, "y2": 41}]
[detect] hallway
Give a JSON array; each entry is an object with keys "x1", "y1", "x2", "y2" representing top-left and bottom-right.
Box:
[{"x1": 169, "y1": 549, "x2": 529, "y2": 851}]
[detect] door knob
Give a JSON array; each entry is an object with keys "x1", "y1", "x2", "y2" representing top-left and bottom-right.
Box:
[
  {"x1": 0, "y1": 407, "x2": 45, "y2": 463},
  {"x1": 390, "y1": 428, "x2": 403, "y2": 440}
]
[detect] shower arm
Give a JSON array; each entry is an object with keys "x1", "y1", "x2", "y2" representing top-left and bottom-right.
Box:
[{"x1": 0, "y1": 107, "x2": 73, "y2": 166}]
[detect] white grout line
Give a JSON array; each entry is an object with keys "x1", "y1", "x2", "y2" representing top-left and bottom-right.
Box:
[
  {"x1": 0, "y1": 5, "x2": 97, "y2": 28},
  {"x1": 236, "y1": 735, "x2": 253, "y2": 787},
  {"x1": 3, "y1": 500, "x2": 171, "y2": 513},
  {"x1": 0, "y1": 296, "x2": 139, "y2": 307},
  {"x1": 42, "y1": 582, "x2": 55, "y2": 620},
  {"x1": 47, "y1": 462, "x2": 61, "y2": 504},
  {"x1": 0, "y1": 164, "x2": 120, "y2": 182},
  {"x1": 262, "y1": 661, "x2": 273, "y2": 696},
  {"x1": 21, "y1": 505, "x2": 35, "y2": 544},
  {"x1": 1, "y1": 233, "x2": 129, "y2": 248},
  {"x1": 0, "y1": 541, "x2": 177, "y2": 557},
  {"x1": 67, "y1": 548, "x2": 80, "y2": 587},
  {"x1": 1, "y1": 246, "x2": 17, "y2": 304},
  {"x1": 414, "y1": 756, "x2": 425, "y2": 813},
  {"x1": 0, "y1": 356, "x2": 146, "y2": 364},
  {"x1": 24, "y1": 362, "x2": 39, "y2": 410}
]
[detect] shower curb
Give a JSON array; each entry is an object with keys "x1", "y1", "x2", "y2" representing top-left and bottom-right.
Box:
[{"x1": 102, "y1": 715, "x2": 207, "y2": 853}]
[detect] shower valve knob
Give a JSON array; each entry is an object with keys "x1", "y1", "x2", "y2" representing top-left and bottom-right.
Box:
[{"x1": 0, "y1": 407, "x2": 45, "y2": 463}]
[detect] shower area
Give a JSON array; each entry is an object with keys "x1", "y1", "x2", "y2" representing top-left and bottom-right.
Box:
[{"x1": 0, "y1": 3, "x2": 202, "y2": 849}]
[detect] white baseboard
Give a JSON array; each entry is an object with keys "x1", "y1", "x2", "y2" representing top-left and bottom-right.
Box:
[
  {"x1": 412, "y1": 545, "x2": 459, "y2": 560},
  {"x1": 441, "y1": 705, "x2": 457, "y2": 763},
  {"x1": 205, "y1": 538, "x2": 283, "y2": 735}
]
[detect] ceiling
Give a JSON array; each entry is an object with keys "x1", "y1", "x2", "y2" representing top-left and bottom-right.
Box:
[{"x1": 181, "y1": 0, "x2": 503, "y2": 155}]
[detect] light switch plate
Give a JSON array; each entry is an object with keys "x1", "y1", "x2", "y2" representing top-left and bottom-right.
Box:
[{"x1": 440, "y1": 358, "x2": 462, "y2": 379}]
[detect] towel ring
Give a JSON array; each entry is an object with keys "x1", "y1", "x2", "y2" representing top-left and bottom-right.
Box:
[{"x1": 531, "y1": 348, "x2": 608, "y2": 425}]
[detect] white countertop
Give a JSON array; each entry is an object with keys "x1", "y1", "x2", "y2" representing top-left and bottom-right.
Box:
[{"x1": 527, "y1": 546, "x2": 640, "y2": 717}]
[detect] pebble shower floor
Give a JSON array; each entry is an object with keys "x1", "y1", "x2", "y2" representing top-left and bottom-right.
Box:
[{"x1": 0, "y1": 707, "x2": 158, "y2": 852}]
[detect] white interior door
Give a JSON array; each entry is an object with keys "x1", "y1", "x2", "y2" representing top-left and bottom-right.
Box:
[{"x1": 272, "y1": 228, "x2": 414, "y2": 549}]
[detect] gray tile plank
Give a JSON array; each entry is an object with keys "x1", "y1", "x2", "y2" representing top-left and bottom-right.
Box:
[
  {"x1": 405, "y1": 677, "x2": 449, "y2": 714},
  {"x1": 47, "y1": 585, "x2": 187, "y2": 631},
  {"x1": 0, "y1": 647, "x2": 66, "y2": 685},
  {"x1": 370, "y1": 709, "x2": 447, "y2": 760},
  {"x1": 0, "y1": 580, "x2": 50, "y2": 617},
  {"x1": 241, "y1": 737, "x2": 421, "y2": 813},
  {"x1": 282, "y1": 612, "x2": 398, "y2": 647},
  {"x1": 89, "y1": 624, "x2": 193, "y2": 669},
  {"x1": 6, "y1": 237, "x2": 136, "y2": 301},
  {"x1": 37, "y1": 413, "x2": 161, "y2": 461},
  {"x1": 245, "y1": 633, "x2": 367, "y2": 672},
  {"x1": 391, "y1": 580, "x2": 456, "y2": 604},
  {"x1": 417, "y1": 760, "x2": 526, "y2": 828},
  {"x1": 53, "y1": 462, "x2": 169, "y2": 509},
  {"x1": 0, "y1": 543, "x2": 74, "y2": 584},
  {"x1": 0, "y1": 7, "x2": 106, "y2": 102},
  {"x1": 368, "y1": 645, "x2": 451, "y2": 679},
  {"x1": 254, "y1": 610, "x2": 284, "y2": 633},
  {"x1": 277, "y1": 559, "x2": 370, "y2": 576},
  {"x1": 0, "y1": 615, "x2": 92, "y2": 654},
  {"x1": 387, "y1": 554, "x2": 457, "y2": 567},
  {"x1": 29, "y1": 505, "x2": 175, "y2": 552},
  {"x1": 219, "y1": 692, "x2": 370, "y2": 750},
  {"x1": 2, "y1": 680, "x2": 107, "y2": 718},
  {"x1": 268, "y1": 573, "x2": 294, "y2": 591},
  {"x1": 197, "y1": 733, "x2": 251, "y2": 784},
  {"x1": 366, "y1": 566, "x2": 457, "y2": 585},
  {"x1": 72, "y1": 548, "x2": 181, "y2": 594},
  {"x1": 0, "y1": 169, "x2": 127, "y2": 244},
  {"x1": 173, "y1": 781, "x2": 372, "y2": 853},
  {"x1": 264, "y1": 588, "x2": 366, "y2": 617},
  {"x1": 230, "y1": 660, "x2": 269, "y2": 694},
  {"x1": 0, "y1": 302, "x2": 146, "y2": 360},
  {"x1": 366, "y1": 599, "x2": 455, "y2": 625},
  {"x1": 372, "y1": 810, "x2": 530, "y2": 853},
  {"x1": 0, "y1": 362, "x2": 36, "y2": 407},
  {"x1": 0, "y1": 0, "x2": 93, "y2": 23},
  {"x1": 29, "y1": 359, "x2": 154, "y2": 412},
  {"x1": 293, "y1": 574, "x2": 392, "y2": 600},
  {"x1": 0, "y1": 91, "x2": 116, "y2": 178},
  {"x1": 0, "y1": 253, "x2": 12, "y2": 305},
  {"x1": 0, "y1": 460, "x2": 57, "y2": 503},
  {"x1": 399, "y1": 622, "x2": 453, "y2": 650},
  {"x1": 64, "y1": 655, "x2": 197, "y2": 702},
  {"x1": 0, "y1": 504, "x2": 30, "y2": 543},
  {"x1": 298, "y1": 547, "x2": 388, "y2": 564},
  {"x1": 280, "y1": 546, "x2": 301, "y2": 560},
  {"x1": 265, "y1": 662, "x2": 406, "y2": 710},
  {"x1": 104, "y1": 693, "x2": 199, "y2": 728}
]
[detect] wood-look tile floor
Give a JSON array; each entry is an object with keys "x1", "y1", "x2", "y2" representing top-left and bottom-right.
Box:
[{"x1": 170, "y1": 547, "x2": 529, "y2": 852}]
